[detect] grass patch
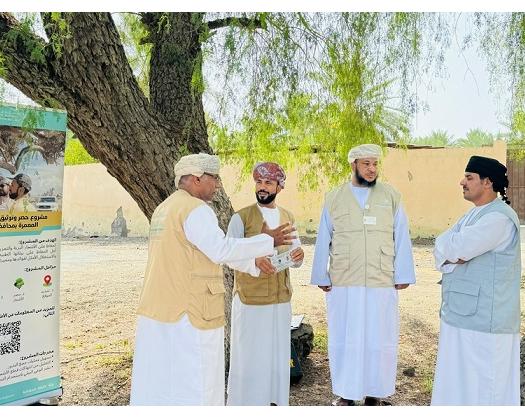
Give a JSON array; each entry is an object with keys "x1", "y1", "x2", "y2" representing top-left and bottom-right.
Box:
[
  {"x1": 63, "y1": 340, "x2": 82, "y2": 350},
  {"x1": 313, "y1": 327, "x2": 328, "y2": 353},
  {"x1": 422, "y1": 373, "x2": 434, "y2": 395},
  {"x1": 96, "y1": 352, "x2": 132, "y2": 367},
  {"x1": 118, "y1": 339, "x2": 130, "y2": 348}
]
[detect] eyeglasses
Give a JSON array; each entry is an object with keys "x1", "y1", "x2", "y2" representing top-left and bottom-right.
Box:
[{"x1": 203, "y1": 172, "x2": 221, "y2": 181}]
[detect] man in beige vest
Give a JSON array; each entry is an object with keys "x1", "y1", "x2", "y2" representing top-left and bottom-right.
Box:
[
  {"x1": 311, "y1": 144, "x2": 416, "y2": 406},
  {"x1": 226, "y1": 162, "x2": 304, "y2": 406},
  {"x1": 130, "y1": 153, "x2": 295, "y2": 405}
]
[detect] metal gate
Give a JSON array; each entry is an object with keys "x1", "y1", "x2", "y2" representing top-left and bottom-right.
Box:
[{"x1": 507, "y1": 151, "x2": 525, "y2": 224}]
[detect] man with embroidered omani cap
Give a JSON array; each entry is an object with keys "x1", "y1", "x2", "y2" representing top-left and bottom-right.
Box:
[
  {"x1": 226, "y1": 162, "x2": 304, "y2": 406},
  {"x1": 431, "y1": 155, "x2": 521, "y2": 406},
  {"x1": 311, "y1": 144, "x2": 416, "y2": 406},
  {"x1": 130, "y1": 153, "x2": 295, "y2": 406}
]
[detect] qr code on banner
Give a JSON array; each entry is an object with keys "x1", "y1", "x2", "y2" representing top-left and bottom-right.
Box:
[{"x1": 0, "y1": 321, "x2": 21, "y2": 355}]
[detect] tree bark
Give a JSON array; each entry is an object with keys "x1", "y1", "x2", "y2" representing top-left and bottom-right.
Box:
[
  {"x1": 0, "y1": 12, "x2": 237, "y2": 373},
  {"x1": 142, "y1": 12, "x2": 236, "y2": 368}
]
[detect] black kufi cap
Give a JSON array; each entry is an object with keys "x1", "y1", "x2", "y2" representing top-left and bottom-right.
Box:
[{"x1": 465, "y1": 155, "x2": 507, "y2": 185}]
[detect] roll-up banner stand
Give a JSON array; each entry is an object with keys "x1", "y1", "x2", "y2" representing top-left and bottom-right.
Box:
[{"x1": 0, "y1": 103, "x2": 67, "y2": 405}]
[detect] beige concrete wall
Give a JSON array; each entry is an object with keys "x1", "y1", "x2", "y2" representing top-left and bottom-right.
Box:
[
  {"x1": 382, "y1": 140, "x2": 507, "y2": 236},
  {"x1": 62, "y1": 141, "x2": 507, "y2": 238},
  {"x1": 62, "y1": 164, "x2": 150, "y2": 237}
]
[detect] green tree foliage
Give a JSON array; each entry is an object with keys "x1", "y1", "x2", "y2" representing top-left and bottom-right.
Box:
[
  {"x1": 411, "y1": 129, "x2": 452, "y2": 146},
  {"x1": 199, "y1": 12, "x2": 450, "y2": 186},
  {"x1": 64, "y1": 131, "x2": 98, "y2": 166},
  {"x1": 2, "y1": 12, "x2": 450, "y2": 190},
  {"x1": 117, "y1": 13, "x2": 152, "y2": 97},
  {"x1": 1, "y1": 12, "x2": 524, "y2": 203},
  {"x1": 453, "y1": 128, "x2": 494, "y2": 147},
  {"x1": 210, "y1": 40, "x2": 410, "y2": 189},
  {"x1": 471, "y1": 13, "x2": 525, "y2": 157},
  {"x1": 506, "y1": 110, "x2": 525, "y2": 159}
]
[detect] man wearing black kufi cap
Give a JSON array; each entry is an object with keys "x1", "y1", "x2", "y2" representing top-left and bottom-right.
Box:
[{"x1": 432, "y1": 155, "x2": 521, "y2": 406}]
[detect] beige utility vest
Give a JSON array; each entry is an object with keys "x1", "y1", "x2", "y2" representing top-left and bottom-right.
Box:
[
  {"x1": 234, "y1": 204, "x2": 293, "y2": 305},
  {"x1": 137, "y1": 189, "x2": 225, "y2": 330},
  {"x1": 326, "y1": 182, "x2": 400, "y2": 287}
]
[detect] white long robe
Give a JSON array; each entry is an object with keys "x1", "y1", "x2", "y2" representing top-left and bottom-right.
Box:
[
  {"x1": 130, "y1": 204, "x2": 274, "y2": 406},
  {"x1": 431, "y1": 200, "x2": 521, "y2": 406},
  {"x1": 310, "y1": 184, "x2": 416, "y2": 400},
  {"x1": 226, "y1": 205, "x2": 302, "y2": 406}
]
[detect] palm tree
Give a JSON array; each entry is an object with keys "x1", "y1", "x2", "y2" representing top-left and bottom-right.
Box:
[
  {"x1": 410, "y1": 130, "x2": 452, "y2": 146},
  {"x1": 453, "y1": 128, "x2": 494, "y2": 147}
]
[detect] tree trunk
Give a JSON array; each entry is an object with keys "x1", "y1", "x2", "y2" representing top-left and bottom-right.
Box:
[
  {"x1": 144, "y1": 12, "x2": 236, "y2": 370},
  {"x1": 0, "y1": 12, "x2": 237, "y2": 372}
]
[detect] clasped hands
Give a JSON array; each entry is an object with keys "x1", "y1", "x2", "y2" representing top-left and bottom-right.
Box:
[
  {"x1": 318, "y1": 283, "x2": 410, "y2": 292},
  {"x1": 443, "y1": 258, "x2": 466, "y2": 265}
]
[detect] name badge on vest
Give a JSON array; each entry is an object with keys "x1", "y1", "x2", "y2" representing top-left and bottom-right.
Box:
[{"x1": 363, "y1": 216, "x2": 377, "y2": 225}]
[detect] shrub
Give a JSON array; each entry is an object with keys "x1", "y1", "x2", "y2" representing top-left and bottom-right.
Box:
[{"x1": 64, "y1": 139, "x2": 98, "y2": 165}]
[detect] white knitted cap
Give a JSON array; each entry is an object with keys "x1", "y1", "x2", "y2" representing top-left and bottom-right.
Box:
[
  {"x1": 347, "y1": 144, "x2": 382, "y2": 163},
  {"x1": 174, "y1": 153, "x2": 220, "y2": 185}
]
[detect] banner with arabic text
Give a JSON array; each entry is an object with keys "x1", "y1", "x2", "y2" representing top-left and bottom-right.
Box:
[{"x1": 0, "y1": 103, "x2": 66, "y2": 405}]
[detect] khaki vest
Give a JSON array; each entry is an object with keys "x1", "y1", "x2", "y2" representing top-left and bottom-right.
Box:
[
  {"x1": 234, "y1": 204, "x2": 294, "y2": 305},
  {"x1": 137, "y1": 189, "x2": 225, "y2": 330},
  {"x1": 326, "y1": 182, "x2": 400, "y2": 287}
]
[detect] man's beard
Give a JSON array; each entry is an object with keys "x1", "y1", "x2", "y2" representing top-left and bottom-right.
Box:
[
  {"x1": 256, "y1": 191, "x2": 277, "y2": 205},
  {"x1": 355, "y1": 169, "x2": 377, "y2": 187},
  {"x1": 9, "y1": 191, "x2": 18, "y2": 199}
]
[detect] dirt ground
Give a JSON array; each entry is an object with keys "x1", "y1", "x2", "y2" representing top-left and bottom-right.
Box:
[{"x1": 58, "y1": 238, "x2": 525, "y2": 406}]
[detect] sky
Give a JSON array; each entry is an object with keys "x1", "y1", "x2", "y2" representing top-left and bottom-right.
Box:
[
  {"x1": 410, "y1": 19, "x2": 508, "y2": 140},
  {"x1": 0, "y1": 8, "x2": 516, "y2": 141}
]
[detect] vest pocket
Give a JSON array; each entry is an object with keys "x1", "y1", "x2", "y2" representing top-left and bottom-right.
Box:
[
  {"x1": 203, "y1": 279, "x2": 225, "y2": 320},
  {"x1": 329, "y1": 244, "x2": 350, "y2": 272},
  {"x1": 447, "y1": 279, "x2": 480, "y2": 316},
  {"x1": 240, "y1": 276, "x2": 270, "y2": 297},
  {"x1": 190, "y1": 274, "x2": 225, "y2": 321},
  {"x1": 380, "y1": 245, "x2": 395, "y2": 272}
]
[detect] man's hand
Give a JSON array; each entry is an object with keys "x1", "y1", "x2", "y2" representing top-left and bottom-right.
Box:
[
  {"x1": 394, "y1": 284, "x2": 410, "y2": 290},
  {"x1": 290, "y1": 247, "x2": 304, "y2": 263},
  {"x1": 261, "y1": 221, "x2": 297, "y2": 247},
  {"x1": 318, "y1": 285, "x2": 332, "y2": 292},
  {"x1": 255, "y1": 256, "x2": 276, "y2": 275}
]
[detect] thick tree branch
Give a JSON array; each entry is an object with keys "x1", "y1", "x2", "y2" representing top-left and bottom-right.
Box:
[
  {"x1": 206, "y1": 16, "x2": 264, "y2": 30},
  {"x1": 0, "y1": 12, "x2": 185, "y2": 218},
  {"x1": 0, "y1": 12, "x2": 63, "y2": 108},
  {"x1": 0, "y1": 161, "x2": 16, "y2": 174}
]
